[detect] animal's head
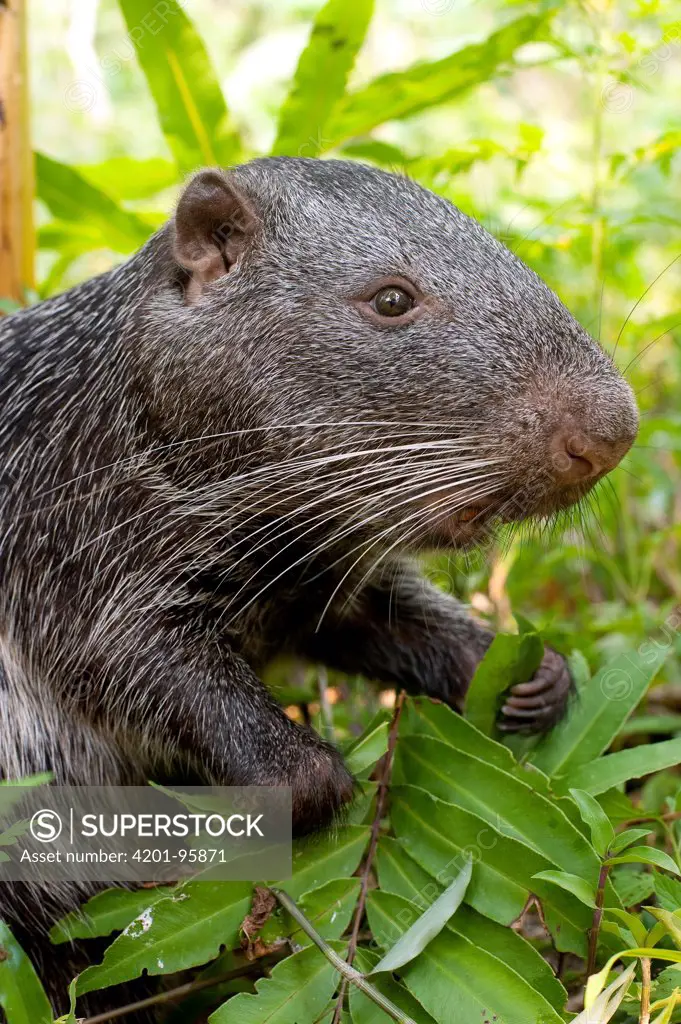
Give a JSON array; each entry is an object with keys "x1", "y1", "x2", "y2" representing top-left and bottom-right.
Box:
[{"x1": 154, "y1": 157, "x2": 638, "y2": 550}]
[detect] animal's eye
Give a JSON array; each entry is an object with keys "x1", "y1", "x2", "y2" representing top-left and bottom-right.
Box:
[{"x1": 371, "y1": 286, "x2": 415, "y2": 318}]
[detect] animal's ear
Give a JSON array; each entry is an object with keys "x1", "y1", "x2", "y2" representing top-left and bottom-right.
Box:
[{"x1": 173, "y1": 169, "x2": 258, "y2": 300}]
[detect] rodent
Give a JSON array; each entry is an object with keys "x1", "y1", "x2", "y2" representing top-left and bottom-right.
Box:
[{"x1": 0, "y1": 157, "x2": 638, "y2": 1019}]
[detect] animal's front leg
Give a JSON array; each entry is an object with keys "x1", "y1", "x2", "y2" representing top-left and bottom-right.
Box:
[
  {"x1": 303, "y1": 562, "x2": 572, "y2": 733},
  {"x1": 106, "y1": 629, "x2": 355, "y2": 834}
]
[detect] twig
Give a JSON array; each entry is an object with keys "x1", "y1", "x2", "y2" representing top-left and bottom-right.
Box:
[
  {"x1": 79, "y1": 955, "x2": 282, "y2": 1024},
  {"x1": 623, "y1": 810, "x2": 681, "y2": 827},
  {"x1": 587, "y1": 862, "x2": 610, "y2": 977},
  {"x1": 331, "y1": 688, "x2": 406, "y2": 1022},
  {"x1": 317, "y1": 666, "x2": 334, "y2": 741},
  {"x1": 271, "y1": 887, "x2": 415, "y2": 1024},
  {"x1": 640, "y1": 956, "x2": 651, "y2": 1024}
]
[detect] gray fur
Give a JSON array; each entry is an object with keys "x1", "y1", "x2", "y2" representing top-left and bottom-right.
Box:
[{"x1": 0, "y1": 157, "x2": 637, "y2": 1019}]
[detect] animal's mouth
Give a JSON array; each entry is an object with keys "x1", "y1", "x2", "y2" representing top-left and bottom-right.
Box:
[{"x1": 423, "y1": 500, "x2": 500, "y2": 548}]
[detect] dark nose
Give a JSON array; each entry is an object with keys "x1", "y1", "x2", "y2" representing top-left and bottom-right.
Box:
[{"x1": 550, "y1": 429, "x2": 627, "y2": 486}]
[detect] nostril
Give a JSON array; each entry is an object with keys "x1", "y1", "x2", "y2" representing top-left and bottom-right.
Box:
[{"x1": 551, "y1": 432, "x2": 599, "y2": 484}]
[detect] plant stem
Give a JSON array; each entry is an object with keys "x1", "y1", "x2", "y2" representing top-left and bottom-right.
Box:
[
  {"x1": 271, "y1": 887, "x2": 415, "y2": 1024},
  {"x1": 0, "y1": 0, "x2": 35, "y2": 301},
  {"x1": 587, "y1": 862, "x2": 610, "y2": 977},
  {"x1": 79, "y1": 956, "x2": 282, "y2": 1024},
  {"x1": 639, "y1": 956, "x2": 651, "y2": 1024},
  {"x1": 331, "y1": 688, "x2": 406, "y2": 1023}
]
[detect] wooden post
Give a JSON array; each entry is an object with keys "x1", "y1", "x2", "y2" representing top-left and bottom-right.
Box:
[{"x1": 0, "y1": 0, "x2": 34, "y2": 304}]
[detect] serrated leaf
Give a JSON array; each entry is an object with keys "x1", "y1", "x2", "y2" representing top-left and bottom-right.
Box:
[
  {"x1": 463, "y1": 630, "x2": 543, "y2": 736},
  {"x1": 533, "y1": 870, "x2": 597, "y2": 908},
  {"x1": 271, "y1": 0, "x2": 374, "y2": 157},
  {"x1": 209, "y1": 943, "x2": 343, "y2": 1023},
  {"x1": 50, "y1": 885, "x2": 173, "y2": 944},
  {"x1": 322, "y1": 14, "x2": 553, "y2": 150},
  {"x1": 366, "y1": 890, "x2": 564, "y2": 1024},
  {"x1": 36, "y1": 153, "x2": 154, "y2": 254},
  {"x1": 564, "y1": 738, "x2": 681, "y2": 795},
  {"x1": 75, "y1": 883, "x2": 252, "y2": 996},
  {"x1": 371, "y1": 857, "x2": 471, "y2": 974},
  {"x1": 0, "y1": 922, "x2": 53, "y2": 1024},
  {"x1": 376, "y1": 837, "x2": 568, "y2": 1012},
  {"x1": 117, "y1": 0, "x2": 241, "y2": 172},
  {"x1": 570, "y1": 788, "x2": 616, "y2": 856},
  {"x1": 606, "y1": 846, "x2": 680, "y2": 875},
  {"x1": 530, "y1": 645, "x2": 668, "y2": 777}
]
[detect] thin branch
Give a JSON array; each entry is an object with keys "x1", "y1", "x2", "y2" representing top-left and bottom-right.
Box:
[
  {"x1": 79, "y1": 955, "x2": 282, "y2": 1024},
  {"x1": 623, "y1": 810, "x2": 681, "y2": 827},
  {"x1": 331, "y1": 688, "x2": 406, "y2": 1022},
  {"x1": 587, "y1": 862, "x2": 610, "y2": 978},
  {"x1": 640, "y1": 956, "x2": 651, "y2": 1024},
  {"x1": 271, "y1": 887, "x2": 415, "y2": 1024}
]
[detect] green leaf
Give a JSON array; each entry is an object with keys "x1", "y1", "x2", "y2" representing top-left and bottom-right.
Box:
[
  {"x1": 366, "y1": 891, "x2": 564, "y2": 1024},
  {"x1": 645, "y1": 907, "x2": 681, "y2": 949},
  {"x1": 351, "y1": 949, "x2": 436, "y2": 1024},
  {"x1": 609, "y1": 828, "x2": 656, "y2": 856},
  {"x1": 259, "y1": 878, "x2": 359, "y2": 948},
  {"x1": 50, "y1": 885, "x2": 172, "y2": 944},
  {"x1": 371, "y1": 857, "x2": 472, "y2": 974},
  {"x1": 117, "y1": 0, "x2": 241, "y2": 172},
  {"x1": 533, "y1": 870, "x2": 597, "y2": 908},
  {"x1": 77, "y1": 157, "x2": 179, "y2": 200},
  {"x1": 209, "y1": 943, "x2": 343, "y2": 1023},
  {"x1": 612, "y1": 865, "x2": 656, "y2": 907},
  {"x1": 570, "y1": 788, "x2": 616, "y2": 856},
  {"x1": 394, "y1": 736, "x2": 601, "y2": 878},
  {"x1": 564, "y1": 738, "x2": 681, "y2": 795},
  {"x1": 271, "y1": 0, "x2": 374, "y2": 157},
  {"x1": 606, "y1": 846, "x2": 680, "y2": 875},
  {"x1": 390, "y1": 785, "x2": 592, "y2": 955},
  {"x1": 463, "y1": 630, "x2": 544, "y2": 735},
  {"x1": 75, "y1": 882, "x2": 253, "y2": 996},
  {"x1": 0, "y1": 921, "x2": 53, "y2": 1024},
  {"x1": 345, "y1": 716, "x2": 389, "y2": 776},
  {"x1": 402, "y1": 699, "x2": 518, "y2": 773},
  {"x1": 577, "y1": 961, "x2": 637, "y2": 1023},
  {"x1": 604, "y1": 907, "x2": 649, "y2": 947},
  {"x1": 322, "y1": 14, "x2": 553, "y2": 150},
  {"x1": 36, "y1": 152, "x2": 155, "y2": 254},
  {"x1": 376, "y1": 837, "x2": 568, "y2": 1012},
  {"x1": 530, "y1": 645, "x2": 668, "y2": 777},
  {"x1": 282, "y1": 825, "x2": 370, "y2": 900},
  {"x1": 655, "y1": 873, "x2": 681, "y2": 912}
]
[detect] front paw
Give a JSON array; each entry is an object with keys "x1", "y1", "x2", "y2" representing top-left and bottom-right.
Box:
[
  {"x1": 498, "y1": 647, "x2": 573, "y2": 734},
  {"x1": 289, "y1": 741, "x2": 355, "y2": 837}
]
